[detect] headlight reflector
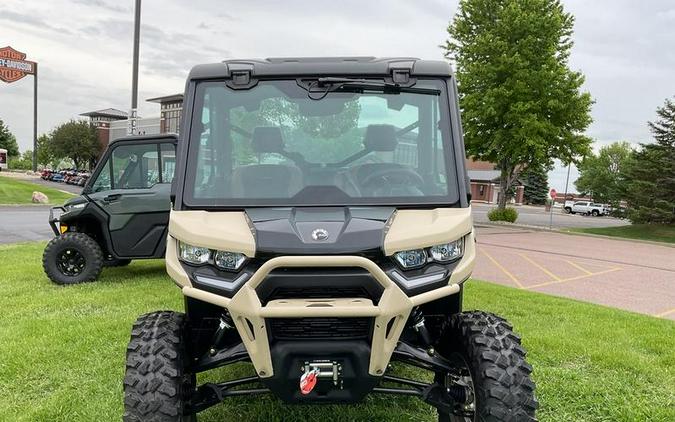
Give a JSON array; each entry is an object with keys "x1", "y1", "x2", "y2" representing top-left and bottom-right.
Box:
[
  {"x1": 214, "y1": 250, "x2": 247, "y2": 271},
  {"x1": 178, "y1": 241, "x2": 210, "y2": 265},
  {"x1": 430, "y1": 238, "x2": 464, "y2": 262},
  {"x1": 394, "y1": 249, "x2": 428, "y2": 269}
]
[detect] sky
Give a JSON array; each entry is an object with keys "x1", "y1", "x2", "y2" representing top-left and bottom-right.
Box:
[{"x1": 1, "y1": 0, "x2": 674, "y2": 192}]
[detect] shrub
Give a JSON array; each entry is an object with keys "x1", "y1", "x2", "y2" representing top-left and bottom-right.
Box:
[{"x1": 487, "y1": 207, "x2": 519, "y2": 223}]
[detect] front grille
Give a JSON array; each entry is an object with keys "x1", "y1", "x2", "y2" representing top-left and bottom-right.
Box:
[
  {"x1": 269, "y1": 317, "x2": 372, "y2": 341},
  {"x1": 267, "y1": 286, "x2": 372, "y2": 301}
]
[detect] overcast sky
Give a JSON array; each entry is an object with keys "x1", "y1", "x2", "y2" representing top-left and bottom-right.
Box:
[{"x1": 2, "y1": 0, "x2": 674, "y2": 191}]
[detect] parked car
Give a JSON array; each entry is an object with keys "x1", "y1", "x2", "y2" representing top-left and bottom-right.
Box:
[{"x1": 569, "y1": 201, "x2": 608, "y2": 216}]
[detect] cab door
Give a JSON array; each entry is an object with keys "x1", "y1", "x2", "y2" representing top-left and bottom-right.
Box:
[{"x1": 86, "y1": 138, "x2": 177, "y2": 258}]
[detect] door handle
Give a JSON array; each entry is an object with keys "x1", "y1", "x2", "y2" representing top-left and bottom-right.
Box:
[{"x1": 103, "y1": 194, "x2": 122, "y2": 202}]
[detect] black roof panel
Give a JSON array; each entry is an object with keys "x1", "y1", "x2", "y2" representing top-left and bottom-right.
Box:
[{"x1": 187, "y1": 57, "x2": 453, "y2": 80}]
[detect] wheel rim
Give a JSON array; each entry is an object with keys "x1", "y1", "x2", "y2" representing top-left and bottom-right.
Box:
[
  {"x1": 439, "y1": 353, "x2": 477, "y2": 422},
  {"x1": 56, "y1": 248, "x2": 86, "y2": 276}
]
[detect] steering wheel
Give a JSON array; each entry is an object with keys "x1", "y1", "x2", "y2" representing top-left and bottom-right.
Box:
[{"x1": 359, "y1": 167, "x2": 425, "y2": 195}]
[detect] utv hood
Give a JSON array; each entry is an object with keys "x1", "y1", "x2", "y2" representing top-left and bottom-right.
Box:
[{"x1": 245, "y1": 207, "x2": 395, "y2": 255}]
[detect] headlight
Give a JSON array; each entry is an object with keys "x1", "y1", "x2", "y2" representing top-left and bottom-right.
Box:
[
  {"x1": 214, "y1": 250, "x2": 246, "y2": 271},
  {"x1": 393, "y1": 237, "x2": 465, "y2": 270},
  {"x1": 430, "y1": 238, "x2": 464, "y2": 262},
  {"x1": 178, "y1": 241, "x2": 210, "y2": 265},
  {"x1": 394, "y1": 249, "x2": 428, "y2": 269},
  {"x1": 63, "y1": 202, "x2": 86, "y2": 212}
]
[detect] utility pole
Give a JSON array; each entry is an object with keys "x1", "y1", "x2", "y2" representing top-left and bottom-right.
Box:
[
  {"x1": 563, "y1": 162, "x2": 571, "y2": 202},
  {"x1": 128, "y1": 0, "x2": 141, "y2": 135}
]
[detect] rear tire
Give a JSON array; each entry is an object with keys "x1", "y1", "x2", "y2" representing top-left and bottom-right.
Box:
[
  {"x1": 42, "y1": 232, "x2": 103, "y2": 285},
  {"x1": 436, "y1": 311, "x2": 537, "y2": 422},
  {"x1": 123, "y1": 311, "x2": 196, "y2": 422}
]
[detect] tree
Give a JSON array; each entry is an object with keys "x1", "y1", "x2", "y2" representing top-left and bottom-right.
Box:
[
  {"x1": 522, "y1": 164, "x2": 549, "y2": 204},
  {"x1": 623, "y1": 98, "x2": 675, "y2": 224},
  {"x1": 50, "y1": 120, "x2": 100, "y2": 169},
  {"x1": 575, "y1": 141, "x2": 632, "y2": 205},
  {"x1": 444, "y1": 0, "x2": 593, "y2": 209},
  {"x1": 36, "y1": 134, "x2": 58, "y2": 168},
  {"x1": 8, "y1": 150, "x2": 33, "y2": 170},
  {"x1": 0, "y1": 118, "x2": 20, "y2": 157}
]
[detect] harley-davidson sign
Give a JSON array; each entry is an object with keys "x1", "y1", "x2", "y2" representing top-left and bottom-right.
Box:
[{"x1": 0, "y1": 46, "x2": 36, "y2": 83}]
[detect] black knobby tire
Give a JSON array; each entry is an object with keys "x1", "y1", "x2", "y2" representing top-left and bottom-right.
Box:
[
  {"x1": 42, "y1": 232, "x2": 104, "y2": 285},
  {"x1": 437, "y1": 311, "x2": 537, "y2": 422},
  {"x1": 123, "y1": 311, "x2": 196, "y2": 422},
  {"x1": 104, "y1": 258, "x2": 132, "y2": 267},
  {"x1": 591, "y1": 210, "x2": 599, "y2": 217}
]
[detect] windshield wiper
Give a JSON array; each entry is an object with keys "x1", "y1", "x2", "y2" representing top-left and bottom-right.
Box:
[{"x1": 302, "y1": 77, "x2": 440, "y2": 100}]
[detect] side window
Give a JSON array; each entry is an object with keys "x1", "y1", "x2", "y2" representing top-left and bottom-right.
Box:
[
  {"x1": 91, "y1": 159, "x2": 112, "y2": 192},
  {"x1": 160, "y1": 143, "x2": 176, "y2": 183},
  {"x1": 112, "y1": 143, "x2": 160, "y2": 189}
]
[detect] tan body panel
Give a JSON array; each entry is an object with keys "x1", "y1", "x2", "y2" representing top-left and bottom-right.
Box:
[
  {"x1": 167, "y1": 207, "x2": 475, "y2": 378},
  {"x1": 383, "y1": 207, "x2": 473, "y2": 255},
  {"x1": 169, "y1": 210, "x2": 256, "y2": 257}
]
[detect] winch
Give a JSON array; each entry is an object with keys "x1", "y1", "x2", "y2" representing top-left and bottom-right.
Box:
[{"x1": 300, "y1": 360, "x2": 343, "y2": 394}]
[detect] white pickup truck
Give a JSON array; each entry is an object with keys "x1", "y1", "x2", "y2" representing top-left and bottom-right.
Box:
[{"x1": 564, "y1": 201, "x2": 608, "y2": 216}]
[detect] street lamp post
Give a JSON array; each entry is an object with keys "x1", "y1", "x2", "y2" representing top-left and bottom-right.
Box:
[{"x1": 128, "y1": 0, "x2": 141, "y2": 135}]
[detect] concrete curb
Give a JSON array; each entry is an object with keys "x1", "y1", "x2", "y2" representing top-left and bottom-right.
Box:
[{"x1": 475, "y1": 221, "x2": 674, "y2": 248}]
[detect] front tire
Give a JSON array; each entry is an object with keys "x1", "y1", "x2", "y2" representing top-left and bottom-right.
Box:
[
  {"x1": 42, "y1": 232, "x2": 104, "y2": 285},
  {"x1": 123, "y1": 311, "x2": 196, "y2": 422},
  {"x1": 436, "y1": 311, "x2": 537, "y2": 422},
  {"x1": 591, "y1": 210, "x2": 599, "y2": 217}
]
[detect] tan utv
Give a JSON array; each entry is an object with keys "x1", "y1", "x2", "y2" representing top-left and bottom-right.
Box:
[{"x1": 123, "y1": 57, "x2": 537, "y2": 421}]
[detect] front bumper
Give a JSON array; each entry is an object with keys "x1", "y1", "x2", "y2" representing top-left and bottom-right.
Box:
[
  {"x1": 166, "y1": 231, "x2": 476, "y2": 379},
  {"x1": 48, "y1": 206, "x2": 66, "y2": 236}
]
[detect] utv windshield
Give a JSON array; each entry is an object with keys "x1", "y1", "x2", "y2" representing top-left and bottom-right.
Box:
[{"x1": 184, "y1": 79, "x2": 459, "y2": 207}]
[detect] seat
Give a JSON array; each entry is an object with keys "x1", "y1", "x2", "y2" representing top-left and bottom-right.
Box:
[{"x1": 231, "y1": 127, "x2": 303, "y2": 198}]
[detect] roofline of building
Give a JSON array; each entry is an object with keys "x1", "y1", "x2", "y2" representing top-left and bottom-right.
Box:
[{"x1": 147, "y1": 93, "x2": 184, "y2": 103}]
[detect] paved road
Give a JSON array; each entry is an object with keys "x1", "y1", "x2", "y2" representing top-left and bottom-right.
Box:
[
  {"x1": 471, "y1": 203, "x2": 628, "y2": 229},
  {"x1": 473, "y1": 226, "x2": 675, "y2": 320},
  {"x1": 0, "y1": 205, "x2": 54, "y2": 244}
]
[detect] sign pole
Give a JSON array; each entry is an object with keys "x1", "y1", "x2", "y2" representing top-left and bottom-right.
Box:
[
  {"x1": 32, "y1": 62, "x2": 38, "y2": 171},
  {"x1": 548, "y1": 188, "x2": 557, "y2": 230},
  {"x1": 129, "y1": 0, "x2": 141, "y2": 136}
]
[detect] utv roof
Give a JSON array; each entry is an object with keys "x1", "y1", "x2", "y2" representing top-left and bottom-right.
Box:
[{"x1": 187, "y1": 57, "x2": 454, "y2": 81}]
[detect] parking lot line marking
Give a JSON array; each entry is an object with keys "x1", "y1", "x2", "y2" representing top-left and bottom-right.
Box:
[
  {"x1": 519, "y1": 253, "x2": 561, "y2": 281},
  {"x1": 526, "y1": 267, "x2": 622, "y2": 290},
  {"x1": 655, "y1": 307, "x2": 675, "y2": 318},
  {"x1": 566, "y1": 260, "x2": 593, "y2": 276},
  {"x1": 481, "y1": 250, "x2": 524, "y2": 288}
]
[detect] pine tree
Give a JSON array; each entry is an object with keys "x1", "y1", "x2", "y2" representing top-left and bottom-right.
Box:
[
  {"x1": 623, "y1": 98, "x2": 675, "y2": 224},
  {"x1": 523, "y1": 165, "x2": 549, "y2": 205}
]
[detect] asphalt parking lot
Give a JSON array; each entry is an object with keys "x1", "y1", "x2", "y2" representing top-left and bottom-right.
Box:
[
  {"x1": 473, "y1": 226, "x2": 675, "y2": 320},
  {"x1": 471, "y1": 202, "x2": 628, "y2": 229}
]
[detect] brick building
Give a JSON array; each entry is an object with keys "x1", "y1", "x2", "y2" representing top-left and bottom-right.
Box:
[
  {"x1": 79, "y1": 108, "x2": 128, "y2": 152},
  {"x1": 466, "y1": 158, "x2": 524, "y2": 205}
]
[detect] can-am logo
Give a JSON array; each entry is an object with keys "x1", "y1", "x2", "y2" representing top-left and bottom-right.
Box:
[
  {"x1": 311, "y1": 228, "x2": 329, "y2": 241},
  {"x1": 0, "y1": 46, "x2": 36, "y2": 83}
]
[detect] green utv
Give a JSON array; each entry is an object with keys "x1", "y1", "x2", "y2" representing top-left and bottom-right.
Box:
[
  {"x1": 42, "y1": 135, "x2": 177, "y2": 284},
  {"x1": 123, "y1": 57, "x2": 538, "y2": 421}
]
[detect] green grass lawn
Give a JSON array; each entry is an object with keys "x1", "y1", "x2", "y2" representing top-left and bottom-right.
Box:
[
  {"x1": 0, "y1": 175, "x2": 75, "y2": 205},
  {"x1": 0, "y1": 242, "x2": 673, "y2": 421},
  {"x1": 568, "y1": 224, "x2": 675, "y2": 244}
]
